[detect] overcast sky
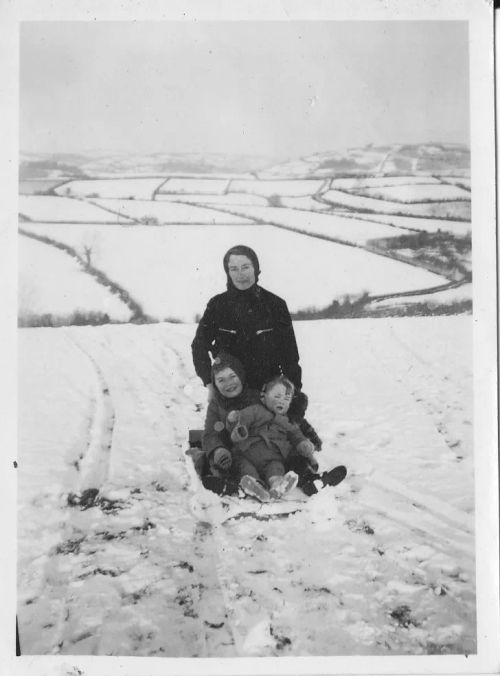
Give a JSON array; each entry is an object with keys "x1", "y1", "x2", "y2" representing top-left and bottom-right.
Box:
[{"x1": 20, "y1": 21, "x2": 470, "y2": 158}]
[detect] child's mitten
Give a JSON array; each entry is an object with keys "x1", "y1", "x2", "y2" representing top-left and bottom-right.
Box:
[
  {"x1": 230, "y1": 424, "x2": 249, "y2": 443},
  {"x1": 226, "y1": 410, "x2": 240, "y2": 424},
  {"x1": 296, "y1": 439, "x2": 319, "y2": 471},
  {"x1": 213, "y1": 447, "x2": 232, "y2": 471}
]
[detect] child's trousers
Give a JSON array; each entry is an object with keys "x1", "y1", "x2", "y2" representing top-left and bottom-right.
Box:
[{"x1": 233, "y1": 442, "x2": 286, "y2": 483}]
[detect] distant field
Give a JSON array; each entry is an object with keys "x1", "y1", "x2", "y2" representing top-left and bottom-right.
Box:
[
  {"x1": 19, "y1": 179, "x2": 67, "y2": 195},
  {"x1": 90, "y1": 198, "x2": 254, "y2": 224},
  {"x1": 155, "y1": 193, "x2": 268, "y2": 206},
  {"x1": 355, "y1": 183, "x2": 471, "y2": 203},
  {"x1": 158, "y1": 178, "x2": 230, "y2": 194},
  {"x1": 440, "y1": 176, "x2": 471, "y2": 190},
  {"x1": 370, "y1": 283, "x2": 472, "y2": 309},
  {"x1": 351, "y1": 213, "x2": 472, "y2": 236},
  {"x1": 17, "y1": 164, "x2": 471, "y2": 323},
  {"x1": 20, "y1": 222, "x2": 447, "y2": 322},
  {"x1": 331, "y1": 176, "x2": 441, "y2": 189},
  {"x1": 280, "y1": 196, "x2": 332, "y2": 211},
  {"x1": 202, "y1": 204, "x2": 410, "y2": 245},
  {"x1": 55, "y1": 178, "x2": 166, "y2": 200},
  {"x1": 322, "y1": 189, "x2": 471, "y2": 220},
  {"x1": 18, "y1": 235, "x2": 132, "y2": 322},
  {"x1": 229, "y1": 179, "x2": 326, "y2": 197},
  {"x1": 19, "y1": 195, "x2": 134, "y2": 223}
]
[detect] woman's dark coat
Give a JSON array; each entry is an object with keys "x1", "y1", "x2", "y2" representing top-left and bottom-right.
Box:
[{"x1": 192, "y1": 284, "x2": 302, "y2": 391}]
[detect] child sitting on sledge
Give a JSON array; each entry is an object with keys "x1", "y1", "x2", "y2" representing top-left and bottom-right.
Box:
[
  {"x1": 200, "y1": 352, "x2": 346, "y2": 499},
  {"x1": 226, "y1": 375, "x2": 318, "y2": 501},
  {"x1": 200, "y1": 353, "x2": 261, "y2": 490}
]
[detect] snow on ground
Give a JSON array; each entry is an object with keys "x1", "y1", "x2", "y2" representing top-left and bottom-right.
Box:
[
  {"x1": 54, "y1": 178, "x2": 167, "y2": 200},
  {"x1": 280, "y1": 196, "x2": 332, "y2": 211},
  {"x1": 258, "y1": 159, "x2": 318, "y2": 178},
  {"x1": 356, "y1": 184, "x2": 471, "y2": 203},
  {"x1": 370, "y1": 283, "x2": 472, "y2": 309},
  {"x1": 322, "y1": 190, "x2": 471, "y2": 220},
  {"x1": 89, "y1": 198, "x2": 253, "y2": 225},
  {"x1": 331, "y1": 176, "x2": 442, "y2": 189},
  {"x1": 204, "y1": 204, "x2": 412, "y2": 245},
  {"x1": 350, "y1": 213, "x2": 472, "y2": 237},
  {"x1": 19, "y1": 195, "x2": 134, "y2": 223},
  {"x1": 229, "y1": 179, "x2": 325, "y2": 196},
  {"x1": 19, "y1": 223, "x2": 448, "y2": 321},
  {"x1": 17, "y1": 316, "x2": 475, "y2": 656},
  {"x1": 158, "y1": 178, "x2": 230, "y2": 194},
  {"x1": 18, "y1": 235, "x2": 132, "y2": 322},
  {"x1": 440, "y1": 177, "x2": 471, "y2": 190},
  {"x1": 155, "y1": 193, "x2": 268, "y2": 206},
  {"x1": 19, "y1": 179, "x2": 68, "y2": 195}
]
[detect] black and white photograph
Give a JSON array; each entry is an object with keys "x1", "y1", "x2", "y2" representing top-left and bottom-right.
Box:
[{"x1": 2, "y1": 0, "x2": 498, "y2": 674}]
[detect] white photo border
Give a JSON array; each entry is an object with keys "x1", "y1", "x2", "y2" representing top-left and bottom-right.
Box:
[{"x1": 1, "y1": 1, "x2": 497, "y2": 675}]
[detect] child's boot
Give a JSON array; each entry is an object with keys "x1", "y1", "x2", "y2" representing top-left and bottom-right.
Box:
[
  {"x1": 321, "y1": 465, "x2": 347, "y2": 487},
  {"x1": 268, "y1": 471, "x2": 298, "y2": 499},
  {"x1": 300, "y1": 465, "x2": 347, "y2": 496},
  {"x1": 240, "y1": 475, "x2": 271, "y2": 502}
]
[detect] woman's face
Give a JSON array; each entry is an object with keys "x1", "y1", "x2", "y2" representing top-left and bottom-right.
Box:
[
  {"x1": 214, "y1": 367, "x2": 243, "y2": 398},
  {"x1": 227, "y1": 254, "x2": 256, "y2": 291}
]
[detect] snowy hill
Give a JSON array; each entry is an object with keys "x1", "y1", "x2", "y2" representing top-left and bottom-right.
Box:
[
  {"x1": 18, "y1": 143, "x2": 472, "y2": 327},
  {"x1": 17, "y1": 316, "x2": 475, "y2": 656},
  {"x1": 19, "y1": 143, "x2": 470, "y2": 181},
  {"x1": 262, "y1": 143, "x2": 470, "y2": 178}
]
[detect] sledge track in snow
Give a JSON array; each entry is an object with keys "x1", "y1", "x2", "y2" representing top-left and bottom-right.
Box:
[
  {"x1": 59, "y1": 331, "x2": 241, "y2": 656},
  {"x1": 31, "y1": 330, "x2": 118, "y2": 654},
  {"x1": 63, "y1": 331, "x2": 116, "y2": 492}
]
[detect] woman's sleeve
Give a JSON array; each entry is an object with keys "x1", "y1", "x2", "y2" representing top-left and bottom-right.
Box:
[
  {"x1": 275, "y1": 299, "x2": 302, "y2": 390},
  {"x1": 286, "y1": 421, "x2": 307, "y2": 447},
  {"x1": 191, "y1": 299, "x2": 216, "y2": 386}
]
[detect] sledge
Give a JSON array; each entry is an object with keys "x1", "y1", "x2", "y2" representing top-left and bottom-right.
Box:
[{"x1": 185, "y1": 429, "x2": 347, "y2": 524}]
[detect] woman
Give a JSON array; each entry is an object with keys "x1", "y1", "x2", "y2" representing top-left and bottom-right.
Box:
[{"x1": 192, "y1": 244, "x2": 322, "y2": 449}]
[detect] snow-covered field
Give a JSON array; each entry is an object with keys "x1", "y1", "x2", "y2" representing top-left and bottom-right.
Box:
[
  {"x1": 440, "y1": 177, "x2": 471, "y2": 190},
  {"x1": 18, "y1": 235, "x2": 132, "y2": 322},
  {"x1": 19, "y1": 179, "x2": 67, "y2": 195},
  {"x1": 331, "y1": 177, "x2": 442, "y2": 189},
  {"x1": 370, "y1": 283, "x2": 472, "y2": 310},
  {"x1": 355, "y1": 184, "x2": 471, "y2": 203},
  {"x1": 350, "y1": 213, "x2": 472, "y2": 237},
  {"x1": 202, "y1": 204, "x2": 412, "y2": 245},
  {"x1": 17, "y1": 316, "x2": 475, "y2": 656},
  {"x1": 229, "y1": 179, "x2": 326, "y2": 196},
  {"x1": 155, "y1": 193, "x2": 268, "y2": 206},
  {"x1": 280, "y1": 196, "x2": 332, "y2": 211},
  {"x1": 55, "y1": 178, "x2": 167, "y2": 200},
  {"x1": 19, "y1": 195, "x2": 134, "y2": 223},
  {"x1": 322, "y1": 190, "x2": 471, "y2": 220},
  {"x1": 19, "y1": 223, "x2": 448, "y2": 321},
  {"x1": 158, "y1": 178, "x2": 230, "y2": 194},
  {"x1": 89, "y1": 198, "x2": 253, "y2": 224}
]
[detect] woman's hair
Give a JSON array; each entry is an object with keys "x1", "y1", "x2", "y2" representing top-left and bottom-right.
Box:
[
  {"x1": 262, "y1": 375, "x2": 295, "y2": 397},
  {"x1": 223, "y1": 245, "x2": 260, "y2": 281}
]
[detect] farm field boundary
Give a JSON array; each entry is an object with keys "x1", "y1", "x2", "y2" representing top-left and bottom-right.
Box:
[
  {"x1": 19, "y1": 228, "x2": 150, "y2": 323},
  {"x1": 192, "y1": 202, "x2": 468, "y2": 284}
]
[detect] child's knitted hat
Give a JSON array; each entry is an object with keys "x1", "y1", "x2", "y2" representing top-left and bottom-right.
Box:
[{"x1": 211, "y1": 352, "x2": 246, "y2": 385}]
